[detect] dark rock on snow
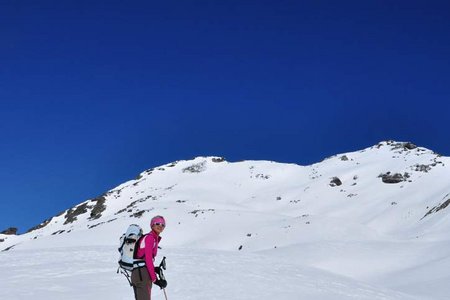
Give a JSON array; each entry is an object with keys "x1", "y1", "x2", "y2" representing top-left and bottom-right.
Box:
[{"x1": 1, "y1": 227, "x2": 18, "y2": 235}]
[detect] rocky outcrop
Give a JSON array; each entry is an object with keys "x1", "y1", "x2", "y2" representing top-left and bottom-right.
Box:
[
  {"x1": 376, "y1": 140, "x2": 418, "y2": 151},
  {"x1": 64, "y1": 202, "x2": 89, "y2": 225},
  {"x1": 212, "y1": 157, "x2": 226, "y2": 163},
  {"x1": 403, "y1": 142, "x2": 417, "y2": 150},
  {"x1": 88, "y1": 195, "x2": 107, "y2": 220},
  {"x1": 378, "y1": 172, "x2": 410, "y2": 184},
  {"x1": 26, "y1": 218, "x2": 52, "y2": 233},
  {"x1": 422, "y1": 194, "x2": 450, "y2": 219},
  {"x1": 329, "y1": 177, "x2": 342, "y2": 187},
  {"x1": 62, "y1": 194, "x2": 107, "y2": 225},
  {"x1": 0, "y1": 227, "x2": 18, "y2": 235},
  {"x1": 183, "y1": 161, "x2": 207, "y2": 173}
]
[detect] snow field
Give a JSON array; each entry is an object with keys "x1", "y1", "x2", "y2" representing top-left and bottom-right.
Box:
[{"x1": 0, "y1": 246, "x2": 427, "y2": 300}]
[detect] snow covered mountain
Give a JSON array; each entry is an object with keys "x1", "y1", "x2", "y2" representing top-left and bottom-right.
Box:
[{"x1": 1, "y1": 140, "x2": 450, "y2": 300}]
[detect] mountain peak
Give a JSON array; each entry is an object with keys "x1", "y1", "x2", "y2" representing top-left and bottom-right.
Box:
[{"x1": 377, "y1": 140, "x2": 418, "y2": 150}]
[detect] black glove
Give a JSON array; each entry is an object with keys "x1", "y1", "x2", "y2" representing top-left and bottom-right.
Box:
[{"x1": 154, "y1": 279, "x2": 167, "y2": 289}]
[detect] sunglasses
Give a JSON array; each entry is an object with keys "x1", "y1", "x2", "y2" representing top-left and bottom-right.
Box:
[{"x1": 154, "y1": 222, "x2": 166, "y2": 227}]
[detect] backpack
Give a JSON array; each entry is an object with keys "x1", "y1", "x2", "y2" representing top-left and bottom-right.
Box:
[{"x1": 118, "y1": 224, "x2": 146, "y2": 272}]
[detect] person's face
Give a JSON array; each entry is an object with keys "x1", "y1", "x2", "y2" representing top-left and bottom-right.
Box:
[{"x1": 152, "y1": 222, "x2": 165, "y2": 234}]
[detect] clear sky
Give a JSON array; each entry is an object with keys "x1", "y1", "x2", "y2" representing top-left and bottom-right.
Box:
[{"x1": 1, "y1": 0, "x2": 449, "y2": 233}]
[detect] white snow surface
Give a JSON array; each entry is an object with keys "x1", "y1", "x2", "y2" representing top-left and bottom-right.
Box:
[{"x1": 1, "y1": 141, "x2": 450, "y2": 299}]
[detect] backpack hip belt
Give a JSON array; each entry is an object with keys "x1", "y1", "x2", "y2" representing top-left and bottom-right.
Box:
[{"x1": 133, "y1": 259, "x2": 146, "y2": 268}]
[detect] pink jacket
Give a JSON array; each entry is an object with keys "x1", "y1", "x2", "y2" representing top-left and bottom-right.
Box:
[{"x1": 135, "y1": 230, "x2": 161, "y2": 282}]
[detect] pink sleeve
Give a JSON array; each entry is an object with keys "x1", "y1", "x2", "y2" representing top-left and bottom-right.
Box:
[{"x1": 144, "y1": 235, "x2": 157, "y2": 282}]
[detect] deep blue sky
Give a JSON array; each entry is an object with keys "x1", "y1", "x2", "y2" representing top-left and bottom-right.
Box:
[{"x1": 1, "y1": 1, "x2": 449, "y2": 232}]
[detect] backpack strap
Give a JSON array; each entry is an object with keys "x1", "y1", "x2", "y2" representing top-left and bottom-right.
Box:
[
  {"x1": 133, "y1": 234, "x2": 147, "y2": 260},
  {"x1": 117, "y1": 234, "x2": 126, "y2": 253}
]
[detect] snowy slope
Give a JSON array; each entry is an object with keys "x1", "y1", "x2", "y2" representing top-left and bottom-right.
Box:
[{"x1": 1, "y1": 140, "x2": 449, "y2": 299}]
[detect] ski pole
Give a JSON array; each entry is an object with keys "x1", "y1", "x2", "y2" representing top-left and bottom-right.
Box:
[
  {"x1": 159, "y1": 256, "x2": 167, "y2": 270},
  {"x1": 159, "y1": 257, "x2": 168, "y2": 299}
]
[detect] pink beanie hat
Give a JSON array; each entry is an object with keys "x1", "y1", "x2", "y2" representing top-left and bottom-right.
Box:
[{"x1": 151, "y1": 215, "x2": 166, "y2": 227}]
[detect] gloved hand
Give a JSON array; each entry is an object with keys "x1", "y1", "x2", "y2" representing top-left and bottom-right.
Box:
[{"x1": 154, "y1": 279, "x2": 167, "y2": 289}]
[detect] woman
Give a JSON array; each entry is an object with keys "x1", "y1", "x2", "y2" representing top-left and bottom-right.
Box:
[{"x1": 131, "y1": 215, "x2": 167, "y2": 300}]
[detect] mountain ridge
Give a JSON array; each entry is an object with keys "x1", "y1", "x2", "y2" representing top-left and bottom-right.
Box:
[{"x1": 2, "y1": 140, "x2": 449, "y2": 252}]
